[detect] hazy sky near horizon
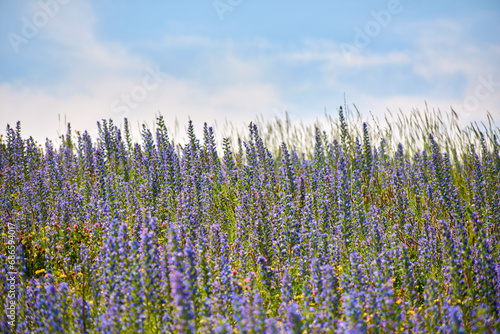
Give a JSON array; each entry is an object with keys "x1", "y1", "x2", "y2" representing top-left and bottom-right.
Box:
[{"x1": 1, "y1": 0, "x2": 499, "y2": 143}]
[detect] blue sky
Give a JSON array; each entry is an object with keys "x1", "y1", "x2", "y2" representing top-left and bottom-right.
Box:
[{"x1": 1, "y1": 0, "x2": 499, "y2": 143}]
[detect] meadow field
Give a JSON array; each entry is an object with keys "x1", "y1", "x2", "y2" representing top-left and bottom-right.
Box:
[{"x1": 1, "y1": 107, "x2": 499, "y2": 333}]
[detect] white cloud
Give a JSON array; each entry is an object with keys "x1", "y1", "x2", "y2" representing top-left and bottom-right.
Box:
[
  {"x1": 0, "y1": 1, "x2": 288, "y2": 144},
  {"x1": 279, "y1": 19, "x2": 500, "y2": 124},
  {"x1": 283, "y1": 40, "x2": 411, "y2": 68},
  {"x1": 1, "y1": 2, "x2": 499, "y2": 146}
]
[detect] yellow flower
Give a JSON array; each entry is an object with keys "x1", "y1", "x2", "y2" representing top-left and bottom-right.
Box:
[
  {"x1": 396, "y1": 299, "x2": 402, "y2": 305},
  {"x1": 60, "y1": 274, "x2": 67, "y2": 278},
  {"x1": 294, "y1": 293, "x2": 304, "y2": 300},
  {"x1": 35, "y1": 269, "x2": 46, "y2": 274}
]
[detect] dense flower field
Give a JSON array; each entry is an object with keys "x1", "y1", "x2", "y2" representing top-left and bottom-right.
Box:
[{"x1": 1, "y1": 108, "x2": 499, "y2": 333}]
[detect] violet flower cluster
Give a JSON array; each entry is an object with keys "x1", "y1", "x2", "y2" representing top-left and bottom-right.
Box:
[{"x1": 1, "y1": 110, "x2": 499, "y2": 333}]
